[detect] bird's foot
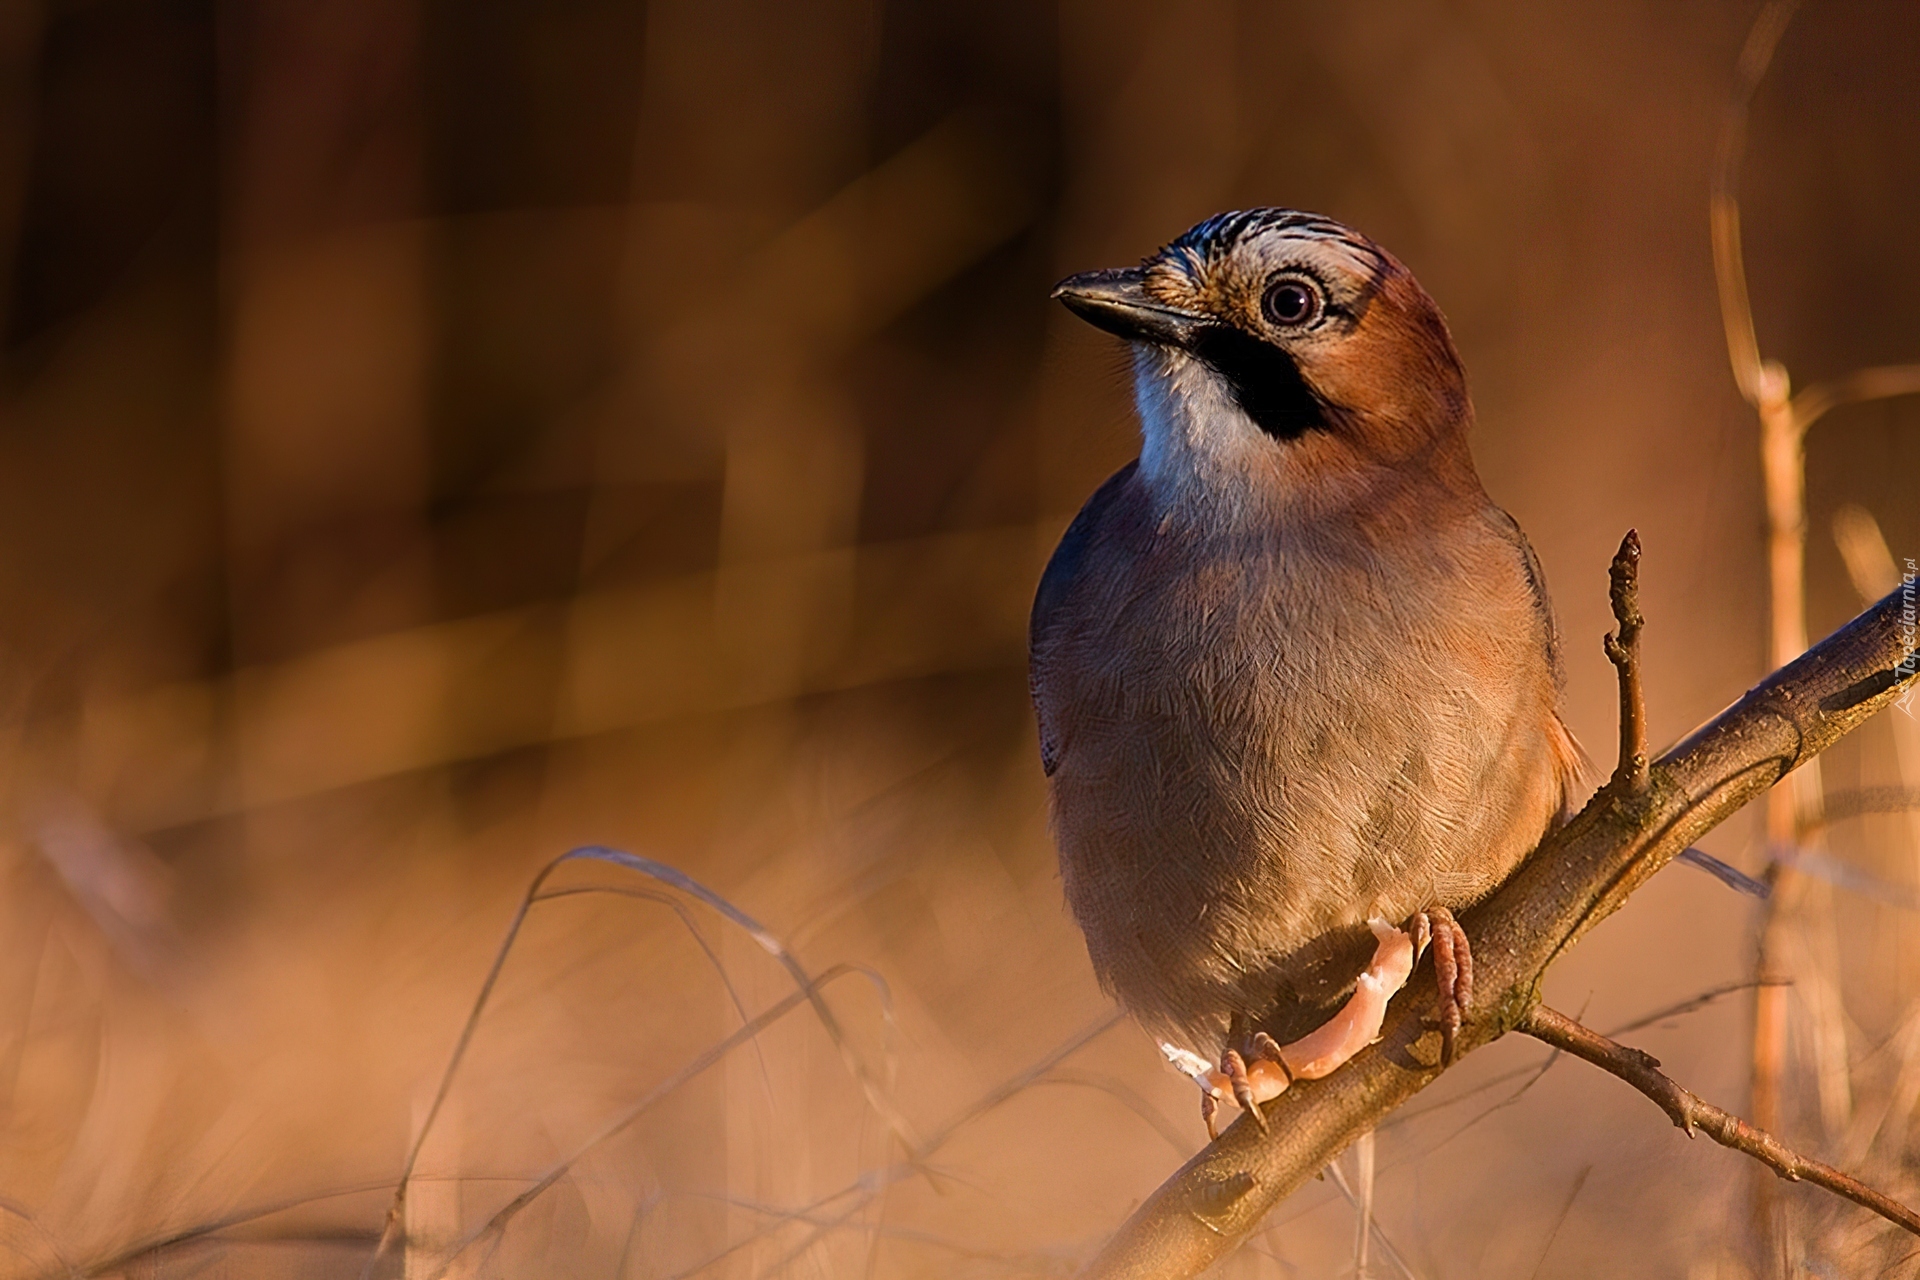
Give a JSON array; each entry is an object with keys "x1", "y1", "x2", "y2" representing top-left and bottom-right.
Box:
[
  {"x1": 1279, "y1": 920, "x2": 1417, "y2": 1078},
  {"x1": 1164, "y1": 1043, "x2": 1282, "y2": 1140},
  {"x1": 1409, "y1": 906, "x2": 1472, "y2": 1065},
  {"x1": 1162, "y1": 919, "x2": 1417, "y2": 1139}
]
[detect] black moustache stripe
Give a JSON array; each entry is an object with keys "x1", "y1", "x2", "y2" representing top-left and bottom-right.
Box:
[{"x1": 1186, "y1": 324, "x2": 1330, "y2": 442}]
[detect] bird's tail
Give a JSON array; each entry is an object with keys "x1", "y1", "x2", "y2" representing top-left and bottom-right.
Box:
[{"x1": 1548, "y1": 711, "x2": 1595, "y2": 825}]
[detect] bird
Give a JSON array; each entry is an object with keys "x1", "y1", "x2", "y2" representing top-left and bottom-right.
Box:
[{"x1": 1030, "y1": 209, "x2": 1586, "y2": 1137}]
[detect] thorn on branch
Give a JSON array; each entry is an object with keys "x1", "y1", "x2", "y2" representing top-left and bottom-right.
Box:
[
  {"x1": 1516, "y1": 1003, "x2": 1920, "y2": 1239},
  {"x1": 1603, "y1": 530, "x2": 1650, "y2": 797}
]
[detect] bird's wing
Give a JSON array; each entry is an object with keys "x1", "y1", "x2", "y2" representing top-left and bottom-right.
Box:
[
  {"x1": 1489, "y1": 505, "x2": 1593, "y2": 810},
  {"x1": 1489, "y1": 505, "x2": 1563, "y2": 686},
  {"x1": 1029, "y1": 459, "x2": 1141, "y2": 776}
]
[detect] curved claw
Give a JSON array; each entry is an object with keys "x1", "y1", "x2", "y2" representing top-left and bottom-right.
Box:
[
  {"x1": 1165, "y1": 919, "x2": 1427, "y2": 1137},
  {"x1": 1168, "y1": 919, "x2": 1420, "y2": 1138},
  {"x1": 1221, "y1": 1049, "x2": 1270, "y2": 1133},
  {"x1": 1250, "y1": 1031, "x2": 1292, "y2": 1084}
]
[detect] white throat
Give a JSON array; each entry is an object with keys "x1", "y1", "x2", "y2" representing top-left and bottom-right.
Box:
[{"x1": 1133, "y1": 347, "x2": 1278, "y2": 521}]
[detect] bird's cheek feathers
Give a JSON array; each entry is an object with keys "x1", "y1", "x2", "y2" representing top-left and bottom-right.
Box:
[{"x1": 1294, "y1": 310, "x2": 1471, "y2": 462}]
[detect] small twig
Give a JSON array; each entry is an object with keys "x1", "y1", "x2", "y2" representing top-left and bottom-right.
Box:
[
  {"x1": 1516, "y1": 1005, "x2": 1920, "y2": 1239},
  {"x1": 1602, "y1": 530, "x2": 1650, "y2": 796}
]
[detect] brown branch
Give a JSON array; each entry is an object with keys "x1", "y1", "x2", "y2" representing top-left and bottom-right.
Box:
[
  {"x1": 1075, "y1": 572, "x2": 1920, "y2": 1279},
  {"x1": 1603, "y1": 530, "x2": 1650, "y2": 795},
  {"x1": 1516, "y1": 1005, "x2": 1920, "y2": 1238}
]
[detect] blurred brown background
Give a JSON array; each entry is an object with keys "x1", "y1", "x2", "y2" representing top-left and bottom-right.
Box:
[{"x1": 0, "y1": 1, "x2": 1915, "y2": 1276}]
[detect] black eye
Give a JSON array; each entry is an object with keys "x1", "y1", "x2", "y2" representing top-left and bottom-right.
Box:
[{"x1": 1261, "y1": 276, "x2": 1321, "y2": 327}]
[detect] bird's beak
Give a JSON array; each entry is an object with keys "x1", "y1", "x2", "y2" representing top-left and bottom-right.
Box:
[{"x1": 1052, "y1": 267, "x2": 1204, "y2": 347}]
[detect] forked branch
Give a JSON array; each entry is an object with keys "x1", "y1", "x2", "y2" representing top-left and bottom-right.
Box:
[{"x1": 1516, "y1": 1005, "x2": 1920, "y2": 1237}]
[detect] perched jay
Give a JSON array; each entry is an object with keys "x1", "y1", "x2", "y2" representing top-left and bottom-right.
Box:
[{"x1": 1031, "y1": 210, "x2": 1585, "y2": 1137}]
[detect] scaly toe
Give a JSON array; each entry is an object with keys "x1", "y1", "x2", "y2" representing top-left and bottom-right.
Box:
[
  {"x1": 1250, "y1": 1030, "x2": 1293, "y2": 1084},
  {"x1": 1221, "y1": 1049, "x2": 1270, "y2": 1132},
  {"x1": 1424, "y1": 907, "x2": 1472, "y2": 1065}
]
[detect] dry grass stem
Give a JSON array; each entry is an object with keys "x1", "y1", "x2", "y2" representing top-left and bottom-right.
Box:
[
  {"x1": 1709, "y1": 3, "x2": 1920, "y2": 1261},
  {"x1": 359, "y1": 846, "x2": 908, "y2": 1279}
]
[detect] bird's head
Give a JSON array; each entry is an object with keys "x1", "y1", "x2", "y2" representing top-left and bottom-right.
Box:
[{"x1": 1054, "y1": 210, "x2": 1477, "y2": 513}]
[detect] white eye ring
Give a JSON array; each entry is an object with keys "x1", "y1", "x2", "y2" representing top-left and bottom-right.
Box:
[{"x1": 1261, "y1": 274, "x2": 1323, "y2": 328}]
